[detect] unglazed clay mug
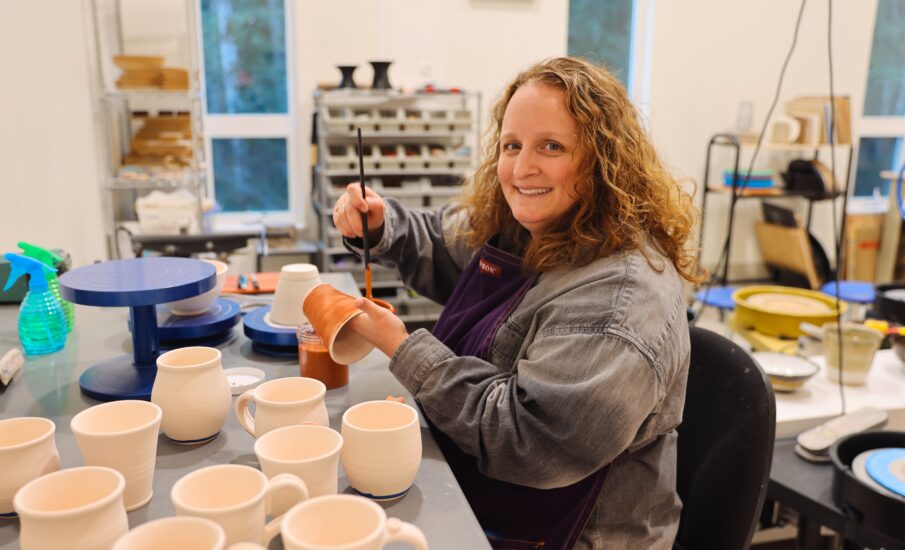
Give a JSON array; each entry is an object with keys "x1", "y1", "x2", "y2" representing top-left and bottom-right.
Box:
[
  {"x1": 235, "y1": 376, "x2": 329, "y2": 438},
  {"x1": 70, "y1": 400, "x2": 162, "y2": 511},
  {"x1": 0, "y1": 417, "x2": 60, "y2": 517},
  {"x1": 303, "y1": 283, "x2": 372, "y2": 364},
  {"x1": 171, "y1": 464, "x2": 309, "y2": 546},
  {"x1": 270, "y1": 263, "x2": 321, "y2": 326},
  {"x1": 112, "y1": 516, "x2": 266, "y2": 550},
  {"x1": 280, "y1": 495, "x2": 428, "y2": 550},
  {"x1": 166, "y1": 259, "x2": 228, "y2": 316},
  {"x1": 15, "y1": 466, "x2": 128, "y2": 550},
  {"x1": 152, "y1": 346, "x2": 231, "y2": 444},
  {"x1": 341, "y1": 400, "x2": 422, "y2": 500},
  {"x1": 255, "y1": 424, "x2": 343, "y2": 498}
]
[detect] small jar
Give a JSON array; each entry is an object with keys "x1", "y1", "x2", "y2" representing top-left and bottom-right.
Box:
[{"x1": 297, "y1": 323, "x2": 348, "y2": 389}]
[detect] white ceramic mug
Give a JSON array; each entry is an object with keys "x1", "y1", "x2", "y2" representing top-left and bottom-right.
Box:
[
  {"x1": 0, "y1": 416, "x2": 59, "y2": 517},
  {"x1": 236, "y1": 377, "x2": 329, "y2": 438},
  {"x1": 71, "y1": 400, "x2": 162, "y2": 511},
  {"x1": 15, "y1": 466, "x2": 128, "y2": 550},
  {"x1": 341, "y1": 400, "x2": 422, "y2": 501},
  {"x1": 112, "y1": 516, "x2": 266, "y2": 550},
  {"x1": 171, "y1": 464, "x2": 309, "y2": 546},
  {"x1": 255, "y1": 424, "x2": 343, "y2": 498},
  {"x1": 269, "y1": 263, "x2": 321, "y2": 326},
  {"x1": 166, "y1": 259, "x2": 229, "y2": 316},
  {"x1": 152, "y1": 346, "x2": 231, "y2": 444},
  {"x1": 281, "y1": 495, "x2": 428, "y2": 550}
]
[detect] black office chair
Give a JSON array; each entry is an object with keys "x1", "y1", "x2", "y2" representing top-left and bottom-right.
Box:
[{"x1": 674, "y1": 327, "x2": 776, "y2": 550}]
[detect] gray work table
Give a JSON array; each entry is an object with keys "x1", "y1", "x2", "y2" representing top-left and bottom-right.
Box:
[{"x1": 0, "y1": 272, "x2": 489, "y2": 549}]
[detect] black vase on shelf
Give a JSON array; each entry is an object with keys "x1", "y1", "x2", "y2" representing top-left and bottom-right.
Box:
[
  {"x1": 337, "y1": 65, "x2": 357, "y2": 89},
  {"x1": 369, "y1": 60, "x2": 393, "y2": 90}
]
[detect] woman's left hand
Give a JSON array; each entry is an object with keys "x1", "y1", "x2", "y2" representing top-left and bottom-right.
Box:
[{"x1": 346, "y1": 298, "x2": 409, "y2": 358}]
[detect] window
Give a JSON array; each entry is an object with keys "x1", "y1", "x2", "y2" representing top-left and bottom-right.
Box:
[
  {"x1": 853, "y1": 0, "x2": 905, "y2": 197},
  {"x1": 200, "y1": 0, "x2": 298, "y2": 222},
  {"x1": 567, "y1": 0, "x2": 635, "y2": 84}
]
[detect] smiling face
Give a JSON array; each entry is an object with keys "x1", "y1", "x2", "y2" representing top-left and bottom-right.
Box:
[{"x1": 497, "y1": 81, "x2": 584, "y2": 239}]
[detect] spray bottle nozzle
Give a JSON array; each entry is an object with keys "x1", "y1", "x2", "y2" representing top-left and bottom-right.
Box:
[
  {"x1": 18, "y1": 242, "x2": 62, "y2": 269},
  {"x1": 3, "y1": 253, "x2": 56, "y2": 293}
]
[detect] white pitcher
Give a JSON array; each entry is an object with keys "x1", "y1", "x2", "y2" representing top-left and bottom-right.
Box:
[{"x1": 152, "y1": 346, "x2": 231, "y2": 444}]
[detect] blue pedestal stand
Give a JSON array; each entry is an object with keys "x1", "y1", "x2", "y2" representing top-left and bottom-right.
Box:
[
  {"x1": 243, "y1": 306, "x2": 299, "y2": 357},
  {"x1": 129, "y1": 297, "x2": 241, "y2": 350},
  {"x1": 60, "y1": 258, "x2": 216, "y2": 401}
]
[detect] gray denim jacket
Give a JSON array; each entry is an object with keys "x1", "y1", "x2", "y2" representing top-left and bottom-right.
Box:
[{"x1": 354, "y1": 199, "x2": 689, "y2": 549}]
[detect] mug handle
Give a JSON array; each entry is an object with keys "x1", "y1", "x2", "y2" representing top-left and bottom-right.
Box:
[
  {"x1": 262, "y1": 473, "x2": 309, "y2": 545},
  {"x1": 381, "y1": 518, "x2": 428, "y2": 550},
  {"x1": 235, "y1": 389, "x2": 256, "y2": 437}
]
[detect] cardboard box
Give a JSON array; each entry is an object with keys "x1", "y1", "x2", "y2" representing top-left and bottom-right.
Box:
[{"x1": 786, "y1": 96, "x2": 851, "y2": 145}]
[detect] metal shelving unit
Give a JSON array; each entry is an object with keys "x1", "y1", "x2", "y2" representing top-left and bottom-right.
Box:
[
  {"x1": 84, "y1": 0, "x2": 208, "y2": 258},
  {"x1": 312, "y1": 89, "x2": 480, "y2": 323}
]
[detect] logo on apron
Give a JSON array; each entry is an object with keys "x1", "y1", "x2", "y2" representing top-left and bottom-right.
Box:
[{"x1": 479, "y1": 258, "x2": 502, "y2": 278}]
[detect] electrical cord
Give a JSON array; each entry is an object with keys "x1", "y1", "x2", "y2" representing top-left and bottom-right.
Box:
[{"x1": 691, "y1": 0, "x2": 809, "y2": 327}]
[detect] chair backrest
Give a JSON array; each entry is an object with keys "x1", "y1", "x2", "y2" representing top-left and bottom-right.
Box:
[{"x1": 674, "y1": 327, "x2": 776, "y2": 550}]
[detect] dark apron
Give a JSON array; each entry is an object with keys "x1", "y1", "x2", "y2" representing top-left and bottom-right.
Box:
[{"x1": 429, "y1": 240, "x2": 610, "y2": 550}]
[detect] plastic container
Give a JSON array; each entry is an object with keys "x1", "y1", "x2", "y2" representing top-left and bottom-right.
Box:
[
  {"x1": 297, "y1": 324, "x2": 348, "y2": 389},
  {"x1": 822, "y1": 323, "x2": 883, "y2": 386},
  {"x1": 3, "y1": 254, "x2": 67, "y2": 356}
]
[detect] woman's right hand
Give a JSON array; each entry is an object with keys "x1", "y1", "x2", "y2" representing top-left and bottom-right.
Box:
[{"x1": 333, "y1": 182, "x2": 386, "y2": 239}]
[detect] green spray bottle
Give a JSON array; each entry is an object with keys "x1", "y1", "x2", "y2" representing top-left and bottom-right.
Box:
[
  {"x1": 3, "y1": 253, "x2": 67, "y2": 356},
  {"x1": 18, "y1": 242, "x2": 74, "y2": 333}
]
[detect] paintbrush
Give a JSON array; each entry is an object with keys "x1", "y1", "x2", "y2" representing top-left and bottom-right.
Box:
[{"x1": 357, "y1": 127, "x2": 373, "y2": 300}]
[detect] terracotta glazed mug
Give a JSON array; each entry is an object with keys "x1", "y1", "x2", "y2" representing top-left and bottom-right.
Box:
[
  {"x1": 152, "y1": 346, "x2": 231, "y2": 444},
  {"x1": 171, "y1": 464, "x2": 309, "y2": 546},
  {"x1": 112, "y1": 516, "x2": 265, "y2": 550},
  {"x1": 15, "y1": 466, "x2": 128, "y2": 550},
  {"x1": 303, "y1": 284, "x2": 396, "y2": 364},
  {"x1": 341, "y1": 400, "x2": 422, "y2": 501},
  {"x1": 280, "y1": 495, "x2": 428, "y2": 550},
  {"x1": 0, "y1": 417, "x2": 60, "y2": 517},
  {"x1": 71, "y1": 400, "x2": 162, "y2": 511},
  {"x1": 255, "y1": 424, "x2": 343, "y2": 498},
  {"x1": 235, "y1": 376, "x2": 329, "y2": 438},
  {"x1": 166, "y1": 259, "x2": 228, "y2": 316},
  {"x1": 270, "y1": 263, "x2": 321, "y2": 327}
]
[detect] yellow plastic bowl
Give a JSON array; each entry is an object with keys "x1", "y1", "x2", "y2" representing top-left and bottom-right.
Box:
[{"x1": 732, "y1": 285, "x2": 846, "y2": 338}]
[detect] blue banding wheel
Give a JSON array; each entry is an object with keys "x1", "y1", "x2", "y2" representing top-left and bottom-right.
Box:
[
  {"x1": 251, "y1": 341, "x2": 299, "y2": 358},
  {"x1": 865, "y1": 448, "x2": 905, "y2": 498},
  {"x1": 79, "y1": 355, "x2": 158, "y2": 401},
  {"x1": 695, "y1": 286, "x2": 737, "y2": 311},
  {"x1": 243, "y1": 306, "x2": 299, "y2": 347},
  {"x1": 820, "y1": 281, "x2": 876, "y2": 304},
  {"x1": 129, "y1": 298, "x2": 241, "y2": 341},
  {"x1": 59, "y1": 257, "x2": 215, "y2": 307}
]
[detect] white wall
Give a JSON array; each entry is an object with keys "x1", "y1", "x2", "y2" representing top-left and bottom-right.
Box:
[
  {"x1": 0, "y1": 0, "x2": 106, "y2": 267},
  {"x1": 645, "y1": 0, "x2": 878, "y2": 278},
  {"x1": 0, "y1": 0, "x2": 881, "y2": 276}
]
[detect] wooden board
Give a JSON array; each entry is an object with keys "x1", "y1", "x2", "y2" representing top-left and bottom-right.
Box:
[{"x1": 754, "y1": 222, "x2": 821, "y2": 289}]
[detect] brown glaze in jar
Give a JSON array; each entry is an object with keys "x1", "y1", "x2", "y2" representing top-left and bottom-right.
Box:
[{"x1": 297, "y1": 324, "x2": 348, "y2": 389}]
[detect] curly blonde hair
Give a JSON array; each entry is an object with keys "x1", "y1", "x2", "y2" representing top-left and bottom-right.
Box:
[{"x1": 458, "y1": 57, "x2": 702, "y2": 282}]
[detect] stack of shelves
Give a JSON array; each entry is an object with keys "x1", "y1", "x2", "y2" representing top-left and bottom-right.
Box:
[{"x1": 313, "y1": 90, "x2": 480, "y2": 324}]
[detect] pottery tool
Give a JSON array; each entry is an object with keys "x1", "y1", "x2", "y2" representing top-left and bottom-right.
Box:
[
  {"x1": 0, "y1": 348, "x2": 24, "y2": 386},
  {"x1": 250, "y1": 273, "x2": 260, "y2": 291},
  {"x1": 238, "y1": 273, "x2": 248, "y2": 290},
  {"x1": 357, "y1": 127, "x2": 373, "y2": 300}
]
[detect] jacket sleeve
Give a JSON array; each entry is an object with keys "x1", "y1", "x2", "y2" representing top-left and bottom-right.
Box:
[
  {"x1": 388, "y1": 320, "x2": 665, "y2": 489},
  {"x1": 344, "y1": 198, "x2": 475, "y2": 305}
]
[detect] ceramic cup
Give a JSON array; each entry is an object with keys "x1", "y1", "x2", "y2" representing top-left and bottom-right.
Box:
[
  {"x1": 0, "y1": 417, "x2": 60, "y2": 517},
  {"x1": 166, "y1": 259, "x2": 228, "y2": 316},
  {"x1": 152, "y1": 346, "x2": 231, "y2": 444},
  {"x1": 71, "y1": 400, "x2": 162, "y2": 511},
  {"x1": 823, "y1": 322, "x2": 884, "y2": 386},
  {"x1": 341, "y1": 400, "x2": 422, "y2": 501},
  {"x1": 270, "y1": 263, "x2": 321, "y2": 326},
  {"x1": 15, "y1": 466, "x2": 128, "y2": 550},
  {"x1": 171, "y1": 464, "x2": 309, "y2": 546},
  {"x1": 112, "y1": 516, "x2": 266, "y2": 550},
  {"x1": 255, "y1": 424, "x2": 343, "y2": 498},
  {"x1": 236, "y1": 377, "x2": 329, "y2": 438},
  {"x1": 281, "y1": 495, "x2": 428, "y2": 550},
  {"x1": 303, "y1": 283, "x2": 371, "y2": 364}
]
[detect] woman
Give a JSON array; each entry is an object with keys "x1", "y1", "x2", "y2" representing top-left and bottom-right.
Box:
[{"x1": 333, "y1": 57, "x2": 701, "y2": 549}]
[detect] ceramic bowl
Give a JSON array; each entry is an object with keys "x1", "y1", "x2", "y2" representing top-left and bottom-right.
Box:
[
  {"x1": 753, "y1": 352, "x2": 820, "y2": 392},
  {"x1": 166, "y1": 259, "x2": 227, "y2": 316}
]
